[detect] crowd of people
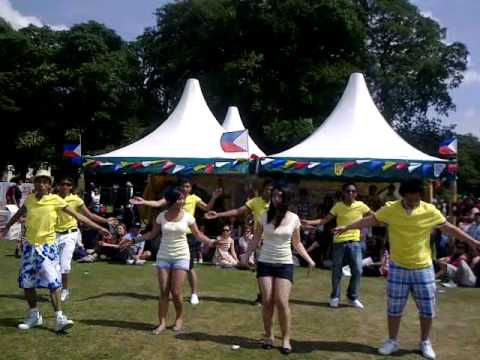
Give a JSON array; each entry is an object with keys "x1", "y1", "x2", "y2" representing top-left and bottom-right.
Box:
[{"x1": 1, "y1": 171, "x2": 480, "y2": 359}]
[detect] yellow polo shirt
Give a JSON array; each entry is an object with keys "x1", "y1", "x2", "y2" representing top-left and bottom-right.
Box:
[
  {"x1": 375, "y1": 200, "x2": 446, "y2": 269},
  {"x1": 25, "y1": 194, "x2": 68, "y2": 246},
  {"x1": 246, "y1": 196, "x2": 269, "y2": 225},
  {"x1": 330, "y1": 201, "x2": 370, "y2": 243},
  {"x1": 56, "y1": 194, "x2": 84, "y2": 232},
  {"x1": 184, "y1": 194, "x2": 202, "y2": 235}
]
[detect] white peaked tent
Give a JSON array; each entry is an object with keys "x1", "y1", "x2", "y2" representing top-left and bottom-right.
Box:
[
  {"x1": 95, "y1": 79, "x2": 248, "y2": 161},
  {"x1": 222, "y1": 106, "x2": 266, "y2": 157},
  {"x1": 272, "y1": 73, "x2": 444, "y2": 162}
]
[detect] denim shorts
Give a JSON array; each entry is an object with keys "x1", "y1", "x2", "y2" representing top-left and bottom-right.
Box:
[
  {"x1": 156, "y1": 258, "x2": 190, "y2": 271},
  {"x1": 387, "y1": 261, "x2": 436, "y2": 318},
  {"x1": 256, "y1": 261, "x2": 294, "y2": 282}
]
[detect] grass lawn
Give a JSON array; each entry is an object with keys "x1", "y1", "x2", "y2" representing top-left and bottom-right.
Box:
[{"x1": 0, "y1": 241, "x2": 479, "y2": 360}]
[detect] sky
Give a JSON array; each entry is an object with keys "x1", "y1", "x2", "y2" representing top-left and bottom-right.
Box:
[{"x1": 1, "y1": 0, "x2": 479, "y2": 138}]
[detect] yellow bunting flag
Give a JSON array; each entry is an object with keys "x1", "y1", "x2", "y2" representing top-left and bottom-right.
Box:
[
  {"x1": 334, "y1": 163, "x2": 345, "y2": 176},
  {"x1": 194, "y1": 164, "x2": 207, "y2": 172},
  {"x1": 283, "y1": 160, "x2": 296, "y2": 169},
  {"x1": 382, "y1": 161, "x2": 396, "y2": 171}
]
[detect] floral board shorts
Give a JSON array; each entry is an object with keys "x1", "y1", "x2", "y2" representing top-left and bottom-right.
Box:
[{"x1": 18, "y1": 242, "x2": 62, "y2": 290}]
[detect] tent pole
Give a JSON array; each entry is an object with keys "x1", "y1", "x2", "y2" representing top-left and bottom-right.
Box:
[
  {"x1": 449, "y1": 176, "x2": 458, "y2": 224},
  {"x1": 427, "y1": 181, "x2": 434, "y2": 203}
]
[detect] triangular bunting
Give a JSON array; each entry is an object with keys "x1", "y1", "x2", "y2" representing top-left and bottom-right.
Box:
[
  {"x1": 271, "y1": 159, "x2": 286, "y2": 168},
  {"x1": 447, "y1": 163, "x2": 458, "y2": 174},
  {"x1": 368, "y1": 160, "x2": 383, "y2": 170},
  {"x1": 205, "y1": 164, "x2": 215, "y2": 173},
  {"x1": 261, "y1": 158, "x2": 275, "y2": 166},
  {"x1": 172, "y1": 165, "x2": 185, "y2": 174},
  {"x1": 422, "y1": 164, "x2": 433, "y2": 177},
  {"x1": 194, "y1": 164, "x2": 207, "y2": 172},
  {"x1": 344, "y1": 161, "x2": 355, "y2": 169},
  {"x1": 334, "y1": 163, "x2": 345, "y2": 176},
  {"x1": 294, "y1": 161, "x2": 309, "y2": 169},
  {"x1": 356, "y1": 160, "x2": 370, "y2": 165},
  {"x1": 215, "y1": 161, "x2": 230, "y2": 168},
  {"x1": 395, "y1": 162, "x2": 408, "y2": 170},
  {"x1": 162, "y1": 161, "x2": 175, "y2": 171},
  {"x1": 283, "y1": 160, "x2": 296, "y2": 169},
  {"x1": 382, "y1": 161, "x2": 396, "y2": 171},
  {"x1": 433, "y1": 163, "x2": 447, "y2": 178},
  {"x1": 408, "y1": 163, "x2": 422, "y2": 173},
  {"x1": 307, "y1": 162, "x2": 320, "y2": 169}
]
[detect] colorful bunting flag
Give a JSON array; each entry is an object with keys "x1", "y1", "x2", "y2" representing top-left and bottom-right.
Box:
[
  {"x1": 368, "y1": 161, "x2": 383, "y2": 170},
  {"x1": 334, "y1": 163, "x2": 345, "y2": 176},
  {"x1": 408, "y1": 163, "x2": 422, "y2": 173},
  {"x1": 319, "y1": 162, "x2": 332, "y2": 169},
  {"x1": 271, "y1": 159, "x2": 286, "y2": 168},
  {"x1": 172, "y1": 165, "x2": 185, "y2": 174},
  {"x1": 433, "y1": 163, "x2": 447, "y2": 178},
  {"x1": 356, "y1": 160, "x2": 370, "y2": 165},
  {"x1": 294, "y1": 161, "x2": 309, "y2": 169},
  {"x1": 205, "y1": 164, "x2": 215, "y2": 173},
  {"x1": 422, "y1": 164, "x2": 433, "y2": 177},
  {"x1": 395, "y1": 162, "x2": 408, "y2": 170},
  {"x1": 215, "y1": 161, "x2": 230, "y2": 168},
  {"x1": 261, "y1": 158, "x2": 275, "y2": 166},
  {"x1": 344, "y1": 161, "x2": 356, "y2": 169},
  {"x1": 382, "y1": 161, "x2": 396, "y2": 171},
  {"x1": 162, "y1": 161, "x2": 175, "y2": 171},
  {"x1": 131, "y1": 162, "x2": 144, "y2": 169},
  {"x1": 194, "y1": 164, "x2": 207, "y2": 172},
  {"x1": 307, "y1": 162, "x2": 320, "y2": 169},
  {"x1": 283, "y1": 160, "x2": 296, "y2": 169}
]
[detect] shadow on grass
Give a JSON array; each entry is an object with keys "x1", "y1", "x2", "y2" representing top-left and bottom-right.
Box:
[
  {"x1": 0, "y1": 317, "x2": 62, "y2": 334},
  {"x1": 200, "y1": 295, "x2": 253, "y2": 305},
  {"x1": 79, "y1": 319, "x2": 154, "y2": 331},
  {"x1": 0, "y1": 294, "x2": 49, "y2": 302},
  {"x1": 176, "y1": 332, "x2": 415, "y2": 356},
  {"x1": 78, "y1": 292, "x2": 157, "y2": 301}
]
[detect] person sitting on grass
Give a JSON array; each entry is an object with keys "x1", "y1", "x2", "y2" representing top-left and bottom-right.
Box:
[
  {"x1": 333, "y1": 178, "x2": 480, "y2": 359},
  {"x1": 96, "y1": 223, "x2": 129, "y2": 263},
  {"x1": 124, "y1": 222, "x2": 151, "y2": 265},
  {"x1": 213, "y1": 225, "x2": 239, "y2": 268}
]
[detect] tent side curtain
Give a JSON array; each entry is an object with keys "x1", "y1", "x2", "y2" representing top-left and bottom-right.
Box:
[
  {"x1": 81, "y1": 157, "x2": 251, "y2": 175},
  {"x1": 258, "y1": 157, "x2": 456, "y2": 181}
]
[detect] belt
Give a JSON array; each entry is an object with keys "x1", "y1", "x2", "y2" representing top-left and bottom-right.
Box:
[{"x1": 57, "y1": 228, "x2": 79, "y2": 235}]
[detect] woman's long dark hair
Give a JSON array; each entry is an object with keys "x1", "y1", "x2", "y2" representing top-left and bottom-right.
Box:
[{"x1": 267, "y1": 185, "x2": 291, "y2": 228}]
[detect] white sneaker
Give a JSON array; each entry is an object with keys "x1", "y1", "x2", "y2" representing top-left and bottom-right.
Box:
[
  {"x1": 18, "y1": 310, "x2": 43, "y2": 330},
  {"x1": 190, "y1": 293, "x2": 199, "y2": 305},
  {"x1": 55, "y1": 315, "x2": 74, "y2": 332},
  {"x1": 198, "y1": 258, "x2": 203, "y2": 264},
  {"x1": 378, "y1": 338, "x2": 399, "y2": 355},
  {"x1": 349, "y1": 299, "x2": 365, "y2": 309},
  {"x1": 442, "y1": 280, "x2": 457, "y2": 288},
  {"x1": 420, "y1": 339, "x2": 436, "y2": 359},
  {"x1": 134, "y1": 259, "x2": 146, "y2": 265},
  {"x1": 61, "y1": 289, "x2": 70, "y2": 302},
  {"x1": 342, "y1": 265, "x2": 352, "y2": 277},
  {"x1": 329, "y1": 297, "x2": 339, "y2": 308},
  {"x1": 126, "y1": 259, "x2": 135, "y2": 265}
]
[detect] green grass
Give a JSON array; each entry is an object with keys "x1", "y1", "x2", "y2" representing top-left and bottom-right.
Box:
[{"x1": 0, "y1": 241, "x2": 479, "y2": 360}]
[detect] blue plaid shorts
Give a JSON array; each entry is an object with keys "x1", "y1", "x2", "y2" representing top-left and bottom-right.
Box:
[
  {"x1": 18, "y1": 242, "x2": 62, "y2": 290},
  {"x1": 387, "y1": 261, "x2": 436, "y2": 318}
]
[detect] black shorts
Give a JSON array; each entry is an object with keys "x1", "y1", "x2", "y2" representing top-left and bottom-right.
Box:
[
  {"x1": 256, "y1": 261, "x2": 294, "y2": 282},
  {"x1": 187, "y1": 234, "x2": 196, "y2": 270}
]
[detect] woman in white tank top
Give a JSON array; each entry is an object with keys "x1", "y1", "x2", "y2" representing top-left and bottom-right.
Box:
[{"x1": 242, "y1": 185, "x2": 315, "y2": 354}]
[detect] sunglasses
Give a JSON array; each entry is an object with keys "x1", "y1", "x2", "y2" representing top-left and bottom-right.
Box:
[
  {"x1": 344, "y1": 189, "x2": 357, "y2": 193},
  {"x1": 60, "y1": 183, "x2": 73, "y2": 186},
  {"x1": 222, "y1": 228, "x2": 231, "y2": 232}
]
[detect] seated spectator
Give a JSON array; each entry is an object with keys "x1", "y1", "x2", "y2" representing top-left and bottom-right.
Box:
[
  {"x1": 124, "y1": 222, "x2": 152, "y2": 265},
  {"x1": 237, "y1": 225, "x2": 253, "y2": 256},
  {"x1": 96, "y1": 223, "x2": 129, "y2": 263},
  {"x1": 213, "y1": 225, "x2": 238, "y2": 268},
  {"x1": 436, "y1": 241, "x2": 477, "y2": 287},
  {"x1": 363, "y1": 247, "x2": 390, "y2": 277}
]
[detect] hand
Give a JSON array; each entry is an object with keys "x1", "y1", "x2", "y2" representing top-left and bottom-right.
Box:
[
  {"x1": 204, "y1": 211, "x2": 218, "y2": 220},
  {"x1": 307, "y1": 260, "x2": 316, "y2": 276},
  {"x1": 0, "y1": 226, "x2": 8, "y2": 240},
  {"x1": 99, "y1": 228, "x2": 111, "y2": 239},
  {"x1": 332, "y1": 226, "x2": 348, "y2": 236},
  {"x1": 301, "y1": 219, "x2": 316, "y2": 229},
  {"x1": 118, "y1": 239, "x2": 133, "y2": 250},
  {"x1": 106, "y1": 217, "x2": 117, "y2": 225},
  {"x1": 129, "y1": 196, "x2": 145, "y2": 205},
  {"x1": 212, "y1": 187, "x2": 223, "y2": 198}
]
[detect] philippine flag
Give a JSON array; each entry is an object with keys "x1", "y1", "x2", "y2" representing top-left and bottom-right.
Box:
[
  {"x1": 64, "y1": 144, "x2": 81, "y2": 158},
  {"x1": 220, "y1": 130, "x2": 249, "y2": 153},
  {"x1": 439, "y1": 138, "x2": 457, "y2": 156}
]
